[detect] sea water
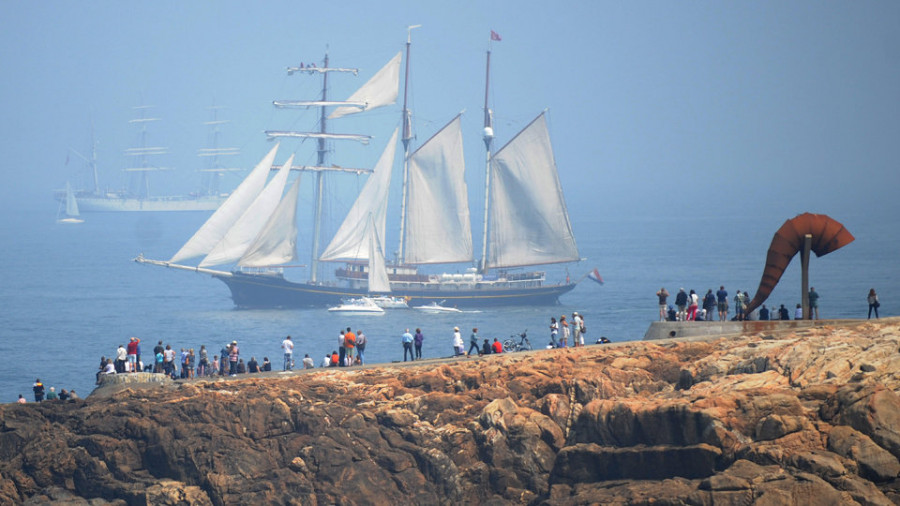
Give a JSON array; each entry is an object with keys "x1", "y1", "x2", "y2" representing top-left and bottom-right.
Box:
[{"x1": 0, "y1": 208, "x2": 896, "y2": 403}]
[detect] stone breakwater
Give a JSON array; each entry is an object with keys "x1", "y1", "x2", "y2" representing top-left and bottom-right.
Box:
[{"x1": 2, "y1": 319, "x2": 900, "y2": 505}]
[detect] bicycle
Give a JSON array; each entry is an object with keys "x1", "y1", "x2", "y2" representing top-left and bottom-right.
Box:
[{"x1": 503, "y1": 330, "x2": 532, "y2": 353}]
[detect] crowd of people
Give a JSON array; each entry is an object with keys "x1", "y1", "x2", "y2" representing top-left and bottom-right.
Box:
[
  {"x1": 94, "y1": 337, "x2": 287, "y2": 383},
  {"x1": 655, "y1": 286, "x2": 883, "y2": 322},
  {"x1": 19, "y1": 378, "x2": 79, "y2": 404}
]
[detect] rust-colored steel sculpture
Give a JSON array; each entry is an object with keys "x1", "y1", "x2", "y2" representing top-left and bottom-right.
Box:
[{"x1": 744, "y1": 213, "x2": 854, "y2": 315}]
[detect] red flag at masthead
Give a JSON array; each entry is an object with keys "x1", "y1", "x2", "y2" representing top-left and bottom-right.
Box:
[{"x1": 490, "y1": 30, "x2": 502, "y2": 41}]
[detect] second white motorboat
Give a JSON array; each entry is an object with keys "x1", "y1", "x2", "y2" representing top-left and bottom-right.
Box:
[{"x1": 412, "y1": 300, "x2": 461, "y2": 313}]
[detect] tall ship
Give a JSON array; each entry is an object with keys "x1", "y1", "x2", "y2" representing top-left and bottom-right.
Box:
[
  {"x1": 137, "y1": 30, "x2": 581, "y2": 307},
  {"x1": 55, "y1": 106, "x2": 232, "y2": 212}
]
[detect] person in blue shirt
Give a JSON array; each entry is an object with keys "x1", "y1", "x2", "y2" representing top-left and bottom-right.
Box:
[
  {"x1": 716, "y1": 286, "x2": 728, "y2": 321},
  {"x1": 402, "y1": 329, "x2": 414, "y2": 362}
]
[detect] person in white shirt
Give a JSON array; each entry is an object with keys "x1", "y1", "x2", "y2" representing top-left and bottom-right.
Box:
[{"x1": 281, "y1": 335, "x2": 294, "y2": 371}]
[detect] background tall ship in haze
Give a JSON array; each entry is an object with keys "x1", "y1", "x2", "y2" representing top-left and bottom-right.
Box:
[
  {"x1": 137, "y1": 30, "x2": 582, "y2": 307},
  {"x1": 55, "y1": 106, "x2": 235, "y2": 212}
]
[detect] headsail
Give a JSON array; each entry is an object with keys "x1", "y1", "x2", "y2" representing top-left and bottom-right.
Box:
[
  {"x1": 487, "y1": 112, "x2": 579, "y2": 268},
  {"x1": 200, "y1": 154, "x2": 293, "y2": 267},
  {"x1": 404, "y1": 115, "x2": 473, "y2": 265},
  {"x1": 367, "y1": 216, "x2": 391, "y2": 293},
  {"x1": 319, "y1": 129, "x2": 398, "y2": 262},
  {"x1": 170, "y1": 145, "x2": 279, "y2": 263},
  {"x1": 329, "y1": 52, "x2": 402, "y2": 120},
  {"x1": 237, "y1": 175, "x2": 302, "y2": 268}
]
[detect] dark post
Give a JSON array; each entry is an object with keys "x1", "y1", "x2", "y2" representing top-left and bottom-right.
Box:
[{"x1": 801, "y1": 234, "x2": 811, "y2": 319}]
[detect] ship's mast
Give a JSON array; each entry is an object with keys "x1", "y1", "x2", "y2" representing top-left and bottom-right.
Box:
[
  {"x1": 89, "y1": 120, "x2": 100, "y2": 194},
  {"x1": 479, "y1": 49, "x2": 494, "y2": 274},
  {"x1": 308, "y1": 53, "x2": 330, "y2": 283},
  {"x1": 268, "y1": 54, "x2": 372, "y2": 283},
  {"x1": 199, "y1": 105, "x2": 241, "y2": 197},
  {"x1": 397, "y1": 25, "x2": 419, "y2": 264}
]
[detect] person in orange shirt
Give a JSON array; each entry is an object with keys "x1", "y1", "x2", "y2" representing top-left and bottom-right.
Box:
[
  {"x1": 491, "y1": 338, "x2": 503, "y2": 354},
  {"x1": 343, "y1": 327, "x2": 356, "y2": 366}
]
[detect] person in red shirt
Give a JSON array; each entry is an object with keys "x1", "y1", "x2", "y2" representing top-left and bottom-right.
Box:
[
  {"x1": 491, "y1": 338, "x2": 503, "y2": 354},
  {"x1": 126, "y1": 337, "x2": 140, "y2": 373}
]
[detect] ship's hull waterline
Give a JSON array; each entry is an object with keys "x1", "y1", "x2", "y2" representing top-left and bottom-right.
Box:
[
  {"x1": 215, "y1": 272, "x2": 575, "y2": 308},
  {"x1": 71, "y1": 195, "x2": 226, "y2": 212}
]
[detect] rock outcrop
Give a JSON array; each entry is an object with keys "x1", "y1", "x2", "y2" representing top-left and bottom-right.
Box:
[{"x1": 3, "y1": 319, "x2": 900, "y2": 505}]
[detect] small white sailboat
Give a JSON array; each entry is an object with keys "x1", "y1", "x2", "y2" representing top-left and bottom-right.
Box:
[
  {"x1": 413, "y1": 300, "x2": 462, "y2": 313},
  {"x1": 328, "y1": 297, "x2": 385, "y2": 314},
  {"x1": 57, "y1": 182, "x2": 84, "y2": 224}
]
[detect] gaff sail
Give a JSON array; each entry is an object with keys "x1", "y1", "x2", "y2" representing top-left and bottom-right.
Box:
[
  {"x1": 404, "y1": 115, "x2": 473, "y2": 265},
  {"x1": 487, "y1": 112, "x2": 579, "y2": 269}
]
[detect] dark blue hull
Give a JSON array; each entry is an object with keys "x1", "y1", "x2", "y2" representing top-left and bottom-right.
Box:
[{"x1": 214, "y1": 273, "x2": 575, "y2": 308}]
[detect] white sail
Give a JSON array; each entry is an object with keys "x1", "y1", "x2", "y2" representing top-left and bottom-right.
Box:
[
  {"x1": 367, "y1": 217, "x2": 391, "y2": 293},
  {"x1": 319, "y1": 129, "x2": 398, "y2": 262},
  {"x1": 170, "y1": 145, "x2": 279, "y2": 264},
  {"x1": 65, "y1": 182, "x2": 80, "y2": 217},
  {"x1": 238, "y1": 174, "x2": 302, "y2": 267},
  {"x1": 200, "y1": 154, "x2": 294, "y2": 267},
  {"x1": 329, "y1": 52, "x2": 401, "y2": 120},
  {"x1": 487, "y1": 113, "x2": 579, "y2": 268},
  {"x1": 404, "y1": 115, "x2": 473, "y2": 264}
]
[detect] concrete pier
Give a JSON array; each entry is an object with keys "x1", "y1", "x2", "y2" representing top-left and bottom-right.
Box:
[{"x1": 643, "y1": 319, "x2": 866, "y2": 341}]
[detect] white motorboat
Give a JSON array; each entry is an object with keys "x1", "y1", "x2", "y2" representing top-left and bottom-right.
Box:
[
  {"x1": 370, "y1": 295, "x2": 410, "y2": 309},
  {"x1": 413, "y1": 300, "x2": 461, "y2": 313},
  {"x1": 328, "y1": 297, "x2": 385, "y2": 314}
]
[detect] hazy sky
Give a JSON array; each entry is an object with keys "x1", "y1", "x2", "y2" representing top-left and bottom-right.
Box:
[{"x1": 1, "y1": 1, "x2": 898, "y2": 220}]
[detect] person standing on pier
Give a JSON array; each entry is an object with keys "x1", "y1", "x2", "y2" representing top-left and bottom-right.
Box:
[
  {"x1": 808, "y1": 287, "x2": 820, "y2": 320},
  {"x1": 716, "y1": 286, "x2": 729, "y2": 321},
  {"x1": 282, "y1": 335, "x2": 294, "y2": 371},
  {"x1": 402, "y1": 329, "x2": 414, "y2": 362},
  {"x1": 657, "y1": 288, "x2": 670, "y2": 321},
  {"x1": 468, "y1": 328, "x2": 480, "y2": 356},
  {"x1": 868, "y1": 288, "x2": 880, "y2": 319},
  {"x1": 356, "y1": 330, "x2": 366, "y2": 365},
  {"x1": 414, "y1": 328, "x2": 424, "y2": 359}
]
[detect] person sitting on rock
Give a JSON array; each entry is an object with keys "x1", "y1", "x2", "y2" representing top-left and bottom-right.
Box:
[{"x1": 492, "y1": 338, "x2": 503, "y2": 354}]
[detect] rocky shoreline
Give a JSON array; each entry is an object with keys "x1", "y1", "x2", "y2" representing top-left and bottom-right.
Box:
[{"x1": 2, "y1": 318, "x2": 900, "y2": 504}]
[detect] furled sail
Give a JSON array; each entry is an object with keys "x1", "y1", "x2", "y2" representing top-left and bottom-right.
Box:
[
  {"x1": 65, "y1": 182, "x2": 80, "y2": 217},
  {"x1": 237, "y1": 175, "x2": 302, "y2": 268},
  {"x1": 487, "y1": 112, "x2": 579, "y2": 268},
  {"x1": 200, "y1": 154, "x2": 293, "y2": 267},
  {"x1": 367, "y1": 216, "x2": 391, "y2": 293},
  {"x1": 170, "y1": 144, "x2": 279, "y2": 264},
  {"x1": 329, "y1": 52, "x2": 401, "y2": 120},
  {"x1": 319, "y1": 129, "x2": 398, "y2": 262},
  {"x1": 404, "y1": 115, "x2": 473, "y2": 265}
]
